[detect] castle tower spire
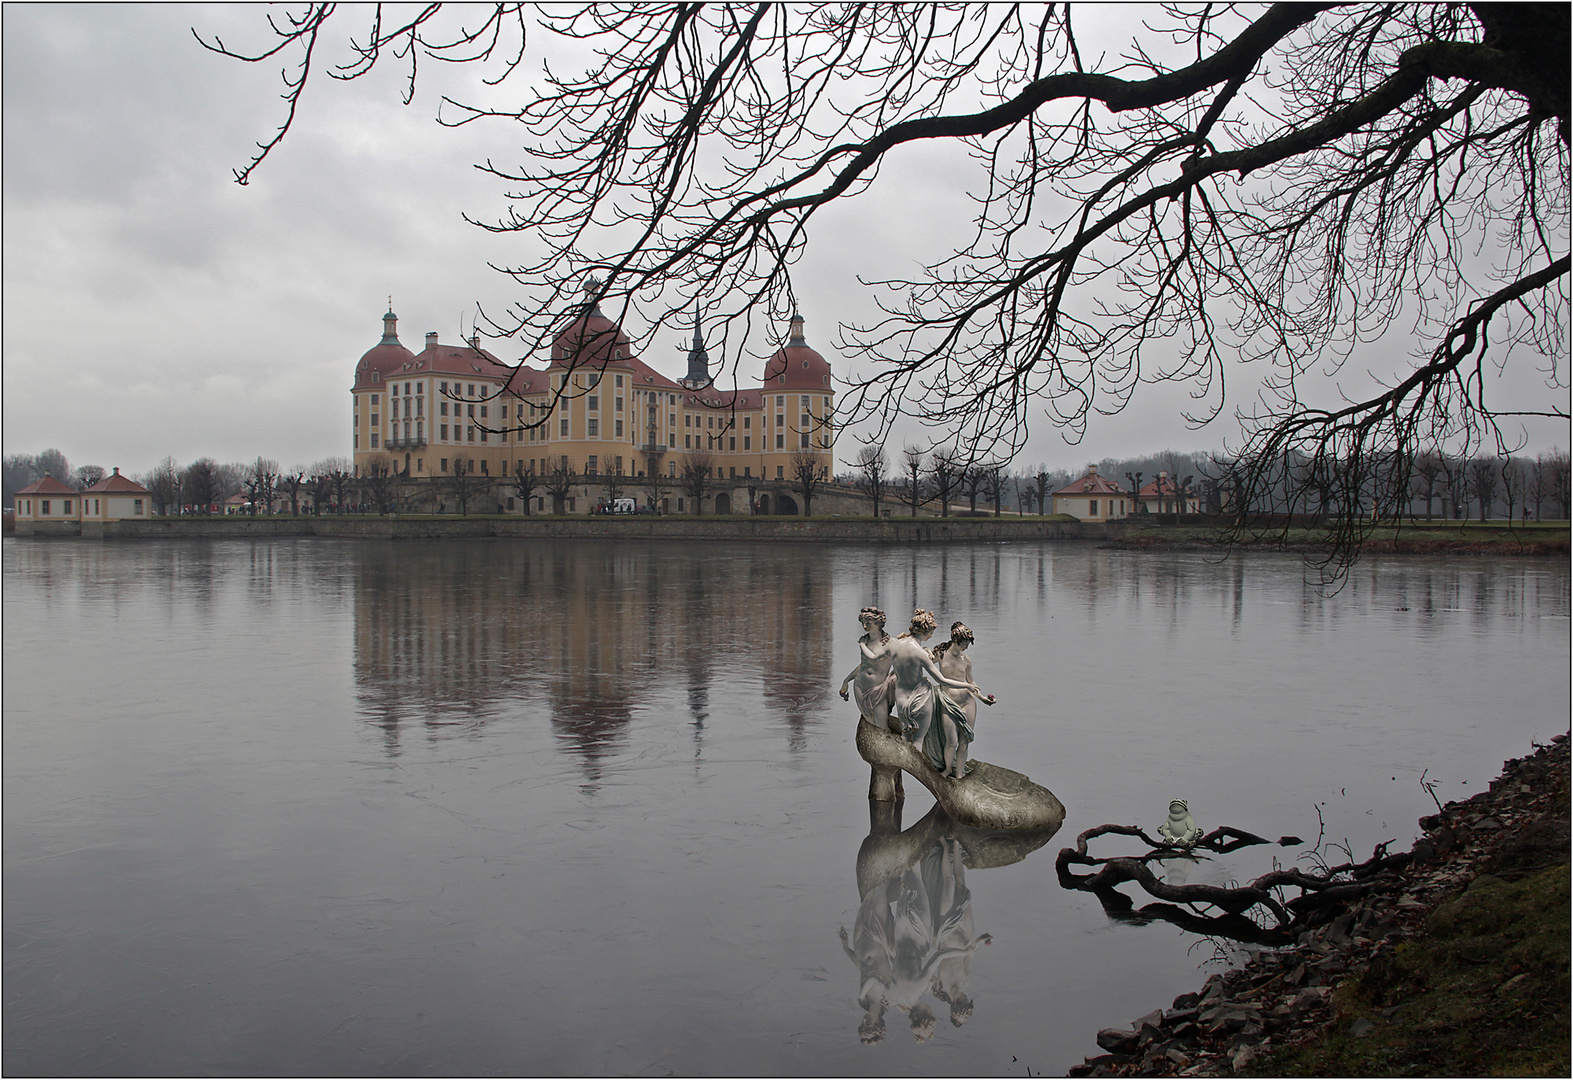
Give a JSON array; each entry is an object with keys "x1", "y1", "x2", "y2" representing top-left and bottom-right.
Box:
[{"x1": 681, "y1": 303, "x2": 712, "y2": 389}]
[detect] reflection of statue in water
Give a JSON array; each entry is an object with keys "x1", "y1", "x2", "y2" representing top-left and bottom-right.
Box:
[
  {"x1": 839, "y1": 607, "x2": 903, "y2": 802},
  {"x1": 849, "y1": 607, "x2": 1064, "y2": 832},
  {"x1": 840, "y1": 802, "x2": 1060, "y2": 1044}
]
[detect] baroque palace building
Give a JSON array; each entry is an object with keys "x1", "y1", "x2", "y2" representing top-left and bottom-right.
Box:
[{"x1": 351, "y1": 290, "x2": 836, "y2": 514}]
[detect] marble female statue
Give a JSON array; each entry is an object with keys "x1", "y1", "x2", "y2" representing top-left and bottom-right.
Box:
[
  {"x1": 838, "y1": 607, "x2": 896, "y2": 731},
  {"x1": 888, "y1": 610, "x2": 989, "y2": 757},
  {"x1": 839, "y1": 607, "x2": 904, "y2": 801},
  {"x1": 927, "y1": 622, "x2": 988, "y2": 779}
]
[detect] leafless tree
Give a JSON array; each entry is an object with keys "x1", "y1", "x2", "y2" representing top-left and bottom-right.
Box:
[
  {"x1": 280, "y1": 467, "x2": 307, "y2": 516},
  {"x1": 982, "y1": 463, "x2": 1005, "y2": 516},
  {"x1": 901, "y1": 444, "x2": 926, "y2": 517},
  {"x1": 640, "y1": 456, "x2": 671, "y2": 513},
  {"x1": 183, "y1": 458, "x2": 221, "y2": 514},
  {"x1": 676, "y1": 450, "x2": 713, "y2": 514},
  {"x1": 544, "y1": 459, "x2": 578, "y2": 514},
  {"x1": 72, "y1": 465, "x2": 106, "y2": 490},
  {"x1": 212, "y1": 4, "x2": 1569, "y2": 576},
  {"x1": 1500, "y1": 456, "x2": 1525, "y2": 522},
  {"x1": 854, "y1": 444, "x2": 888, "y2": 519},
  {"x1": 245, "y1": 457, "x2": 279, "y2": 515},
  {"x1": 144, "y1": 457, "x2": 181, "y2": 515},
  {"x1": 447, "y1": 455, "x2": 486, "y2": 515},
  {"x1": 1548, "y1": 450, "x2": 1573, "y2": 517},
  {"x1": 512, "y1": 462, "x2": 541, "y2": 515},
  {"x1": 359, "y1": 454, "x2": 399, "y2": 513},
  {"x1": 1468, "y1": 456, "x2": 1500, "y2": 522},
  {"x1": 1413, "y1": 453, "x2": 1444, "y2": 521},
  {"x1": 929, "y1": 450, "x2": 959, "y2": 518},
  {"x1": 1015, "y1": 476, "x2": 1036, "y2": 515},
  {"x1": 961, "y1": 465, "x2": 985, "y2": 514},
  {"x1": 599, "y1": 461, "x2": 628, "y2": 507},
  {"x1": 1033, "y1": 469, "x2": 1054, "y2": 518},
  {"x1": 789, "y1": 448, "x2": 827, "y2": 517}
]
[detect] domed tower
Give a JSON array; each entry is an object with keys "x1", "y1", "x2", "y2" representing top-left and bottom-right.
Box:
[
  {"x1": 352, "y1": 306, "x2": 416, "y2": 466},
  {"x1": 759, "y1": 311, "x2": 835, "y2": 487}
]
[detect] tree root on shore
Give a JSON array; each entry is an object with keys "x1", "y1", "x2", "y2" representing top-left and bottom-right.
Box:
[{"x1": 1055, "y1": 823, "x2": 1411, "y2": 929}]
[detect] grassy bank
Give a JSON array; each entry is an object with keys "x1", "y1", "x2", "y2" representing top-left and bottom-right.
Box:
[{"x1": 1110, "y1": 521, "x2": 1570, "y2": 557}]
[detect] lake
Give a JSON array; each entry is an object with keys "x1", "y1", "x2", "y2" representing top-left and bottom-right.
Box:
[{"x1": 3, "y1": 538, "x2": 1567, "y2": 1075}]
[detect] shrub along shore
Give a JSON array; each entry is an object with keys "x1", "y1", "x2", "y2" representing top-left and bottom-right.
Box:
[{"x1": 1067, "y1": 734, "x2": 1571, "y2": 1077}]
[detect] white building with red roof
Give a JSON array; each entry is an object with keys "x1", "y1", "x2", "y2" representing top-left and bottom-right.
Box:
[
  {"x1": 14, "y1": 474, "x2": 81, "y2": 530},
  {"x1": 351, "y1": 288, "x2": 836, "y2": 515},
  {"x1": 1136, "y1": 472, "x2": 1202, "y2": 515},
  {"x1": 79, "y1": 468, "x2": 152, "y2": 523},
  {"x1": 1049, "y1": 465, "x2": 1131, "y2": 521}
]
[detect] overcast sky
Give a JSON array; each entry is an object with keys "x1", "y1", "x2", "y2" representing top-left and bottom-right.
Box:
[{"x1": 3, "y1": 4, "x2": 1566, "y2": 478}]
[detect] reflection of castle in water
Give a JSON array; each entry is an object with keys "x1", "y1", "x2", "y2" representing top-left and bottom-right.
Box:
[
  {"x1": 841, "y1": 802, "x2": 1058, "y2": 1044},
  {"x1": 352, "y1": 542, "x2": 833, "y2": 778}
]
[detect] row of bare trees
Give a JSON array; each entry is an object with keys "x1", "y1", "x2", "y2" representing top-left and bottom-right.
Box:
[{"x1": 852, "y1": 445, "x2": 1009, "y2": 519}]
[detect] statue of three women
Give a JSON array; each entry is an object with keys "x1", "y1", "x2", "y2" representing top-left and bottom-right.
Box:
[{"x1": 840, "y1": 607, "x2": 994, "y2": 786}]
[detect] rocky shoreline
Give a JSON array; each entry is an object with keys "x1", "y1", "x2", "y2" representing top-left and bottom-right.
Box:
[{"x1": 1068, "y1": 733, "x2": 1571, "y2": 1077}]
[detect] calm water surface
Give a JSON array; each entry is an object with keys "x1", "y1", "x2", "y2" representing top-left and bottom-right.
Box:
[{"x1": 4, "y1": 538, "x2": 1568, "y2": 1075}]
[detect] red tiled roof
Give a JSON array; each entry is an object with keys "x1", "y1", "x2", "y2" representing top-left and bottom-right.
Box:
[
  {"x1": 762, "y1": 343, "x2": 831, "y2": 391},
  {"x1": 550, "y1": 312, "x2": 634, "y2": 369},
  {"x1": 1138, "y1": 476, "x2": 1184, "y2": 497},
  {"x1": 17, "y1": 475, "x2": 78, "y2": 495},
  {"x1": 82, "y1": 470, "x2": 151, "y2": 495},
  {"x1": 1052, "y1": 471, "x2": 1124, "y2": 496}
]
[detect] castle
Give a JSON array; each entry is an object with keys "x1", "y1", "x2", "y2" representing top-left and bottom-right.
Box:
[{"x1": 351, "y1": 289, "x2": 836, "y2": 514}]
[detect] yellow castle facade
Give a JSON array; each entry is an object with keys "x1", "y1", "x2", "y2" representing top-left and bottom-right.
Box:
[{"x1": 350, "y1": 295, "x2": 835, "y2": 514}]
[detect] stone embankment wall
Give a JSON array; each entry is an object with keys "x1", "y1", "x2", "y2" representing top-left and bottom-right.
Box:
[{"x1": 25, "y1": 515, "x2": 1130, "y2": 543}]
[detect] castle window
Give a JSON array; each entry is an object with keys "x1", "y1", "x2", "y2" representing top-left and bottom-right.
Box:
[
  {"x1": 615, "y1": 375, "x2": 623, "y2": 388},
  {"x1": 588, "y1": 396, "x2": 599, "y2": 411},
  {"x1": 371, "y1": 395, "x2": 379, "y2": 405},
  {"x1": 440, "y1": 381, "x2": 448, "y2": 394},
  {"x1": 776, "y1": 465, "x2": 784, "y2": 479},
  {"x1": 371, "y1": 414, "x2": 379, "y2": 426},
  {"x1": 481, "y1": 460, "x2": 489, "y2": 474},
  {"x1": 371, "y1": 434, "x2": 379, "y2": 448},
  {"x1": 615, "y1": 420, "x2": 623, "y2": 438},
  {"x1": 776, "y1": 434, "x2": 784, "y2": 449},
  {"x1": 668, "y1": 434, "x2": 676, "y2": 447},
  {"x1": 479, "y1": 405, "x2": 488, "y2": 418},
  {"x1": 743, "y1": 416, "x2": 751, "y2": 428},
  {"x1": 729, "y1": 437, "x2": 735, "y2": 450},
  {"x1": 468, "y1": 384, "x2": 476, "y2": 396},
  {"x1": 441, "y1": 424, "x2": 448, "y2": 440},
  {"x1": 588, "y1": 419, "x2": 599, "y2": 437},
  {"x1": 468, "y1": 427, "x2": 475, "y2": 442},
  {"x1": 560, "y1": 418, "x2": 569, "y2": 437},
  {"x1": 800, "y1": 433, "x2": 810, "y2": 448},
  {"x1": 614, "y1": 396, "x2": 623, "y2": 411},
  {"x1": 744, "y1": 437, "x2": 750, "y2": 450},
  {"x1": 776, "y1": 396, "x2": 784, "y2": 407}
]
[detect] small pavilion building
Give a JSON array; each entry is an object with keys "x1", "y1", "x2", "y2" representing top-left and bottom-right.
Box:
[
  {"x1": 14, "y1": 475, "x2": 81, "y2": 534},
  {"x1": 80, "y1": 469, "x2": 152, "y2": 523}
]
